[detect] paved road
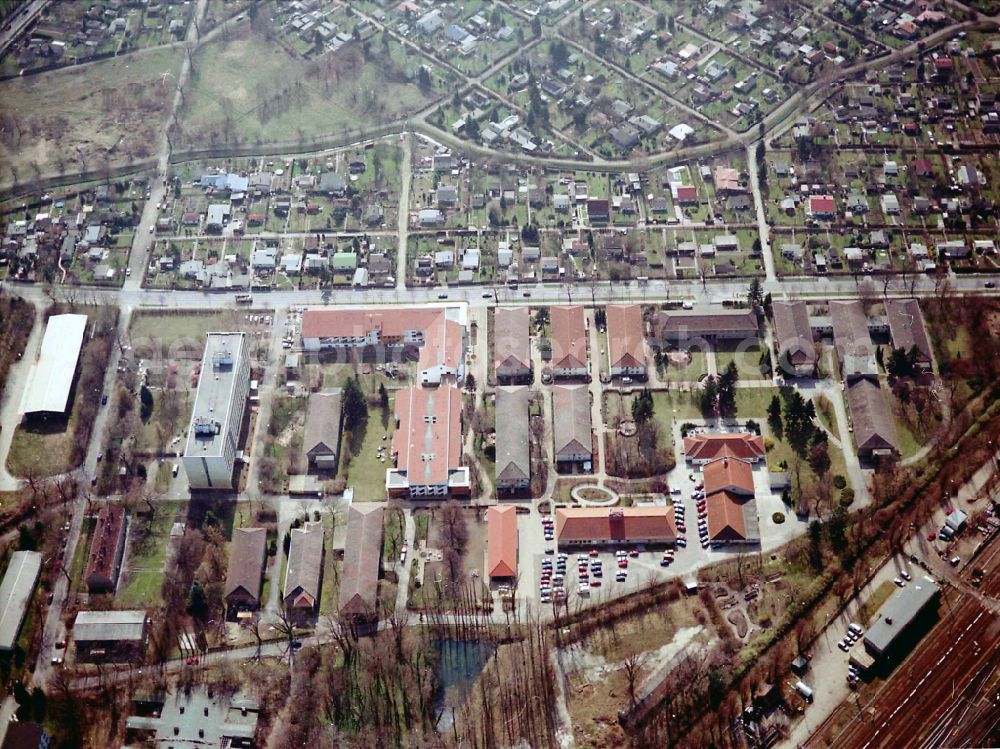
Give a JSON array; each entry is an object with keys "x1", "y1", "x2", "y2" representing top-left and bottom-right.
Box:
[
  {"x1": 395, "y1": 133, "x2": 412, "y2": 291},
  {"x1": 0, "y1": 0, "x2": 46, "y2": 58}
]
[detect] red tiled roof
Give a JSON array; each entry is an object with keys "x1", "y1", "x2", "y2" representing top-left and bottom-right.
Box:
[
  {"x1": 683, "y1": 433, "x2": 766, "y2": 462},
  {"x1": 301, "y1": 307, "x2": 441, "y2": 341},
  {"x1": 487, "y1": 506, "x2": 518, "y2": 578},
  {"x1": 809, "y1": 195, "x2": 835, "y2": 214},
  {"x1": 606, "y1": 304, "x2": 645, "y2": 370},
  {"x1": 550, "y1": 305, "x2": 587, "y2": 370},
  {"x1": 392, "y1": 385, "x2": 463, "y2": 487},
  {"x1": 704, "y1": 456, "x2": 755, "y2": 496},
  {"x1": 556, "y1": 508, "x2": 676, "y2": 544},
  {"x1": 707, "y1": 489, "x2": 751, "y2": 542},
  {"x1": 674, "y1": 185, "x2": 698, "y2": 202}
]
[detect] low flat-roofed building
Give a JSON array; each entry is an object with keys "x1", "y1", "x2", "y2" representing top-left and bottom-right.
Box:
[
  {"x1": 73, "y1": 610, "x2": 148, "y2": 662},
  {"x1": 884, "y1": 299, "x2": 933, "y2": 371},
  {"x1": 556, "y1": 507, "x2": 676, "y2": 547},
  {"x1": 301, "y1": 389, "x2": 343, "y2": 473},
  {"x1": 283, "y1": 521, "x2": 324, "y2": 618},
  {"x1": 494, "y1": 307, "x2": 532, "y2": 384},
  {"x1": 830, "y1": 300, "x2": 876, "y2": 380},
  {"x1": 654, "y1": 308, "x2": 758, "y2": 343},
  {"x1": 864, "y1": 576, "x2": 939, "y2": 657},
  {"x1": 124, "y1": 687, "x2": 259, "y2": 749},
  {"x1": 387, "y1": 385, "x2": 469, "y2": 498},
  {"x1": 182, "y1": 332, "x2": 251, "y2": 489},
  {"x1": 0, "y1": 551, "x2": 42, "y2": 651},
  {"x1": 338, "y1": 504, "x2": 384, "y2": 624},
  {"x1": 85, "y1": 503, "x2": 128, "y2": 594},
  {"x1": 552, "y1": 385, "x2": 592, "y2": 465},
  {"x1": 772, "y1": 301, "x2": 816, "y2": 377},
  {"x1": 495, "y1": 387, "x2": 531, "y2": 493},
  {"x1": 549, "y1": 305, "x2": 588, "y2": 378},
  {"x1": 846, "y1": 378, "x2": 899, "y2": 460},
  {"x1": 20, "y1": 313, "x2": 88, "y2": 416},
  {"x1": 487, "y1": 505, "x2": 519, "y2": 581},
  {"x1": 606, "y1": 304, "x2": 647, "y2": 379},
  {"x1": 224, "y1": 527, "x2": 267, "y2": 617}
]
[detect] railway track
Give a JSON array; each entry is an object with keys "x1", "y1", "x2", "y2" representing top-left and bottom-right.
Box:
[{"x1": 807, "y1": 532, "x2": 1000, "y2": 749}]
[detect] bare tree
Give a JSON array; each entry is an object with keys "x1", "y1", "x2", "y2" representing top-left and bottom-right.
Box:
[{"x1": 622, "y1": 651, "x2": 649, "y2": 710}]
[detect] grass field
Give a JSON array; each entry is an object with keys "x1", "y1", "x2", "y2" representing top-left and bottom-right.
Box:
[
  {"x1": 6, "y1": 415, "x2": 78, "y2": 478},
  {"x1": 338, "y1": 395, "x2": 396, "y2": 501},
  {"x1": 177, "y1": 29, "x2": 440, "y2": 147},
  {"x1": 0, "y1": 46, "x2": 182, "y2": 187},
  {"x1": 117, "y1": 505, "x2": 184, "y2": 608}
]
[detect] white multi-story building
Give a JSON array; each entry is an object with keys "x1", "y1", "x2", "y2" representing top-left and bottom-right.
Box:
[{"x1": 182, "y1": 333, "x2": 250, "y2": 489}]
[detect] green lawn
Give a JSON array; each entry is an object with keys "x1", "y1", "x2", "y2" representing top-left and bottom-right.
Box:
[
  {"x1": 318, "y1": 511, "x2": 343, "y2": 617},
  {"x1": 714, "y1": 341, "x2": 769, "y2": 381},
  {"x1": 179, "y1": 32, "x2": 440, "y2": 147},
  {"x1": 659, "y1": 349, "x2": 709, "y2": 382},
  {"x1": 858, "y1": 580, "x2": 896, "y2": 626},
  {"x1": 130, "y1": 310, "x2": 231, "y2": 349},
  {"x1": 340, "y1": 399, "x2": 396, "y2": 502},
  {"x1": 117, "y1": 505, "x2": 184, "y2": 608},
  {"x1": 6, "y1": 417, "x2": 78, "y2": 478}
]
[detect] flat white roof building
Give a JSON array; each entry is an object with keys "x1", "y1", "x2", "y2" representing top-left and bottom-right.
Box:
[
  {"x1": 182, "y1": 333, "x2": 250, "y2": 489},
  {"x1": 20, "y1": 313, "x2": 88, "y2": 416},
  {"x1": 0, "y1": 551, "x2": 42, "y2": 650}
]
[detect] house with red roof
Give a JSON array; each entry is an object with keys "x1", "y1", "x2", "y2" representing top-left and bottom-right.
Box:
[
  {"x1": 487, "y1": 506, "x2": 519, "y2": 581},
  {"x1": 807, "y1": 195, "x2": 835, "y2": 218}
]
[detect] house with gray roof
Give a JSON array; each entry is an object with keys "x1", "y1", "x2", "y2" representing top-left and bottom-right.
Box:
[
  {"x1": 552, "y1": 385, "x2": 592, "y2": 465},
  {"x1": 495, "y1": 387, "x2": 531, "y2": 493}
]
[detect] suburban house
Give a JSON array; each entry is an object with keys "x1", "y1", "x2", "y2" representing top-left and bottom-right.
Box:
[
  {"x1": 846, "y1": 378, "x2": 899, "y2": 460},
  {"x1": 654, "y1": 308, "x2": 759, "y2": 345},
  {"x1": 703, "y1": 455, "x2": 760, "y2": 545},
  {"x1": 301, "y1": 307, "x2": 467, "y2": 387},
  {"x1": 771, "y1": 301, "x2": 817, "y2": 377},
  {"x1": 494, "y1": 307, "x2": 532, "y2": 384},
  {"x1": 387, "y1": 385, "x2": 469, "y2": 498},
  {"x1": 495, "y1": 387, "x2": 531, "y2": 494},
  {"x1": 683, "y1": 432, "x2": 766, "y2": 464},
  {"x1": 830, "y1": 300, "x2": 877, "y2": 380},
  {"x1": 606, "y1": 304, "x2": 647, "y2": 380},
  {"x1": 807, "y1": 195, "x2": 835, "y2": 219},
  {"x1": 549, "y1": 305, "x2": 588, "y2": 379},
  {"x1": 555, "y1": 507, "x2": 676, "y2": 548},
  {"x1": 487, "y1": 505, "x2": 519, "y2": 582},
  {"x1": 338, "y1": 504, "x2": 384, "y2": 626},
  {"x1": 283, "y1": 522, "x2": 325, "y2": 619},
  {"x1": 73, "y1": 610, "x2": 148, "y2": 663},
  {"x1": 552, "y1": 385, "x2": 592, "y2": 466},
  {"x1": 301, "y1": 389, "x2": 343, "y2": 473},
  {"x1": 223, "y1": 527, "x2": 267, "y2": 618},
  {"x1": 84, "y1": 502, "x2": 128, "y2": 594},
  {"x1": 884, "y1": 299, "x2": 933, "y2": 372}
]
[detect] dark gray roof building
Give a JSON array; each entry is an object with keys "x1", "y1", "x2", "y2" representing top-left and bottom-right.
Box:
[
  {"x1": 846, "y1": 378, "x2": 899, "y2": 459},
  {"x1": 772, "y1": 301, "x2": 816, "y2": 376},
  {"x1": 864, "y1": 576, "x2": 939, "y2": 656},
  {"x1": 495, "y1": 387, "x2": 531, "y2": 492},
  {"x1": 884, "y1": 299, "x2": 933, "y2": 370}
]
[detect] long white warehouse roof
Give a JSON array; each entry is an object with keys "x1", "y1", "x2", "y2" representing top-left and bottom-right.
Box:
[
  {"x1": 0, "y1": 551, "x2": 42, "y2": 650},
  {"x1": 20, "y1": 313, "x2": 88, "y2": 415}
]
